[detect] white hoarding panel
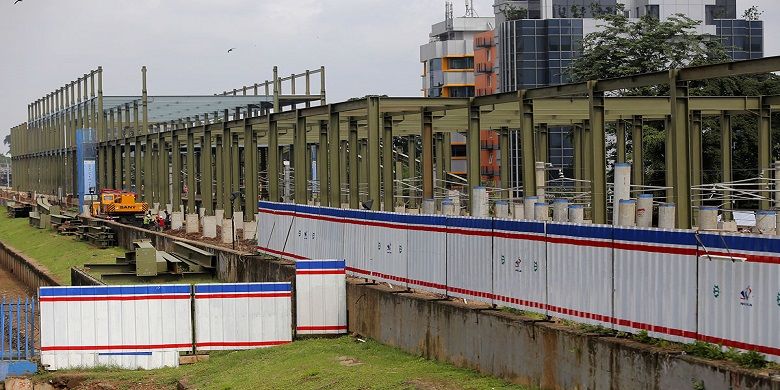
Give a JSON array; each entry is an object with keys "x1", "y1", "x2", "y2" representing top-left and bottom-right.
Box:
[
  {"x1": 546, "y1": 223, "x2": 613, "y2": 327},
  {"x1": 295, "y1": 259, "x2": 347, "y2": 335},
  {"x1": 697, "y1": 232, "x2": 780, "y2": 362},
  {"x1": 256, "y1": 202, "x2": 298, "y2": 259},
  {"x1": 39, "y1": 285, "x2": 191, "y2": 370},
  {"x1": 612, "y1": 227, "x2": 698, "y2": 342},
  {"x1": 406, "y1": 214, "x2": 448, "y2": 295},
  {"x1": 362, "y1": 211, "x2": 409, "y2": 287},
  {"x1": 194, "y1": 283, "x2": 292, "y2": 351},
  {"x1": 445, "y1": 216, "x2": 494, "y2": 304},
  {"x1": 492, "y1": 219, "x2": 547, "y2": 314},
  {"x1": 340, "y1": 209, "x2": 370, "y2": 278}
]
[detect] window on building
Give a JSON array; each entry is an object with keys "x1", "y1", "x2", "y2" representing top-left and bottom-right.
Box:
[
  {"x1": 646, "y1": 5, "x2": 659, "y2": 19},
  {"x1": 429, "y1": 58, "x2": 442, "y2": 71},
  {"x1": 448, "y1": 86, "x2": 474, "y2": 97},
  {"x1": 448, "y1": 57, "x2": 474, "y2": 70}
]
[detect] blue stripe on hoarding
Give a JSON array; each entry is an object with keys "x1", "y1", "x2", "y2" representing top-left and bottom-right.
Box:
[
  {"x1": 296, "y1": 260, "x2": 346, "y2": 270},
  {"x1": 493, "y1": 219, "x2": 545, "y2": 234},
  {"x1": 98, "y1": 352, "x2": 153, "y2": 356},
  {"x1": 446, "y1": 216, "x2": 493, "y2": 230},
  {"x1": 698, "y1": 232, "x2": 780, "y2": 254},
  {"x1": 39, "y1": 285, "x2": 190, "y2": 297},
  {"x1": 193, "y1": 283, "x2": 292, "y2": 294},
  {"x1": 258, "y1": 201, "x2": 297, "y2": 213},
  {"x1": 613, "y1": 227, "x2": 696, "y2": 246},
  {"x1": 546, "y1": 222, "x2": 612, "y2": 240}
]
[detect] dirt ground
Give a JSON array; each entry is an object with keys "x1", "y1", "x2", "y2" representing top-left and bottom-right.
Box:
[{"x1": 0, "y1": 266, "x2": 32, "y2": 298}]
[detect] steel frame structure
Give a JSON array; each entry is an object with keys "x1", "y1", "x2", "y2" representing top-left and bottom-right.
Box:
[{"x1": 10, "y1": 57, "x2": 780, "y2": 228}]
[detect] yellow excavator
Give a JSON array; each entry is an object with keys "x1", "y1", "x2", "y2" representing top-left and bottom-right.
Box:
[{"x1": 91, "y1": 189, "x2": 149, "y2": 224}]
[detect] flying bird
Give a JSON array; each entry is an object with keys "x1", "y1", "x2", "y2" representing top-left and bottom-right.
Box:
[
  {"x1": 14, "y1": 0, "x2": 22, "y2": 4},
  {"x1": 227, "y1": 48, "x2": 236, "y2": 53}
]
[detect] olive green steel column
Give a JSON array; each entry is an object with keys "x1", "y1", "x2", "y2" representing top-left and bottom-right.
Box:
[
  {"x1": 759, "y1": 98, "x2": 771, "y2": 210},
  {"x1": 186, "y1": 129, "x2": 196, "y2": 214},
  {"x1": 382, "y1": 114, "x2": 393, "y2": 211},
  {"x1": 407, "y1": 136, "x2": 418, "y2": 208},
  {"x1": 421, "y1": 110, "x2": 434, "y2": 202},
  {"x1": 245, "y1": 120, "x2": 258, "y2": 218},
  {"x1": 267, "y1": 119, "x2": 279, "y2": 203},
  {"x1": 519, "y1": 91, "x2": 535, "y2": 198},
  {"x1": 318, "y1": 121, "x2": 329, "y2": 207},
  {"x1": 223, "y1": 116, "x2": 234, "y2": 217},
  {"x1": 339, "y1": 140, "x2": 348, "y2": 205},
  {"x1": 142, "y1": 66, "x2": 151, "y2": 202},
  {"x1": 435, "y1": 132, "x2": 445, "y2": 196},
  {"x1": 721, "y1": 113, "x2": 733, "y2": 221},
  {"x1": 107, "y1": 109, "x2": 115, "y2": 188},
  {"x1": 124, "y1": 105, "x2": 132, "y2": 191},
  {"x1": 348, "y1": 119, "x2": 359, "y2": 209},
  {"x1": 231, "y1": 131, "x2": 240, "y2": 213},
  {"x1": 616, "y1": 120, "x2": 625, "y2": 164},
  {"x1": 537, "y1": 123, "x2": 548, "y2": 165},
  {"x1": 499, "y1": 126, "x2": 510, "y2": 199},
  {"x1": 366, "y1": 97, "x2": 381, "y2": 210},
  {"x1": 670, "y1": 69, "x2": 691, "y2": 229},
  {"x1": 202, "y1": 131, "x2": 213, "y2": 214},
  {"x1": 442, "y1": 132, "x2": 452, "y2": 174},
  {"x1": 664, "y1": 115, "x2": 674, "y2": 203},
  {"x1": 359, "y1": 141, "x2": 368, "y2": 201},
  {"x1": 573, "y1": 125, "x2": 582, "y2": 195},
  {"x1": 467, "y1": 103, "x2": 480, "y2": 197},
  {"x1": 134, "y1": 104, "x2": 142, "y2": 195},
  {"x1": 588, "y1": 81, "x2": 607, "y2": 225},
  {"x1": 690, "y1": 110, "x2": 702, "y2": 212},
  {"x1": 294, "y1": 112, "x2": 307, "y2": 205},
  {"x1": 328, "y1": 110, "x2": 341, "y2": 207},
  {"x1": 158, "y1": 131, "x2": 168, "y2": 206},
  {"x1": 215, "y1": 133, "x2": 224, "y2": 210},
  {"x1": 172, "y1": 131, "x2": 182, "y2": 212},
  {"x1": 631, "y1": 116, "x2": 644, "y2": 187}
]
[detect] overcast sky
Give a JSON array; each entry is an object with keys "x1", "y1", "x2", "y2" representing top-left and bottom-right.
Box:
[{"x1": 0, "y1": 0, "x2": 777, "y2": 155}]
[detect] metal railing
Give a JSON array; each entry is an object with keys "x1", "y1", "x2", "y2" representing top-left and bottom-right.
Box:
[{"x1": 0, "y1": 297, "x2": 36, "y2": 361}]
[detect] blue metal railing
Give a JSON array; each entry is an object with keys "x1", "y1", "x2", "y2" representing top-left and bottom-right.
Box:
[{"x1": 0, "y1": 297, "x2": 36, "y2": 360}]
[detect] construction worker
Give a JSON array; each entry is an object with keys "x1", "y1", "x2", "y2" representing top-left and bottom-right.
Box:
[{"x1": 143, "y1": 211, "x2": 152, "y2": 229}]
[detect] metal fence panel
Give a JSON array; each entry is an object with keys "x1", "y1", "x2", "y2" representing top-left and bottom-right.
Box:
[
  {"x1": 295, "y1": 260, "x2": 347, "y2": 335},
  {"x1": 406, "y1": 215, "x2": 448, "y2": 295},
  {"x1": 546, "y1": 223, "x2": 613, "y2": 327},
  {"x1": 612, "y1": 227, "x2": 698, "y2": 342},
  {"x1": 341, "y1": 209, "x2": 370, "y2": 278},
  {"x1": 697, "y1": 232, "x2": 780, "y2": 362},
  {"x1": 39, "y1": 285, "x2": 191, "y2": 370},
  {"x1": 492, "y1": 219, "x2": 547, "y2": 314},
  {"x1": 0, "y1": 297, "x2": 35, "y2": 361},
  {"x1": 256, "y1": 202, "x2": 297, "y2": 259},
  {"x1": 362, "y1": 211, "x2": 408, "y2": 287},
  {"x1": 194, "y1": 283, "x2": 292, "y2": 351},
  {"x1": 445, "y1": 216, "x2": 494, "y2": 304}
]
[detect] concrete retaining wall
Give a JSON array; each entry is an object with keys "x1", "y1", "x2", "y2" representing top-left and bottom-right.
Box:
[
  {"x1": 0, "y1": 240, "x2": 60, "y2": 290},
  {"x1": 70, "y1": 267, "x2": 104, "y2": 286},
  {"x1": 347, "y1": 281, "x2": 780, "y2": 390}
]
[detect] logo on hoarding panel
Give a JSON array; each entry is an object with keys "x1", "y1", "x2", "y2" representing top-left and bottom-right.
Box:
[
  {"x1": 712, "y1": 284, "x2": 720, "y2": 298},
  {"x1": 514, "y1": 258, "x2": 522, "y2": 273},
  {"x1": 500, "y1": 255, "x2": 506, "y2": 265},
  {"x1": 776, "y1": 291, "x2": 779, "y2": 307},
  {"x1": 533, "y1": 261, "x2": 539, "y2": 272},
  {"x1": 739, "y1": 285, "x2": 753, "y2": 307}
]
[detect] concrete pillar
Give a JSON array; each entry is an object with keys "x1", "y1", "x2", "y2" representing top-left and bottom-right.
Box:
[
  {"x1": 185, "y1": 213, "x2": 199, "y2": 234},
  {"x1": 524, "y1": 196, "x2": 537, "y2": 220},
  {"x1": 618, "y1": 199, "x2": 636, "y2": 227},
  {"x1": 221, "y1": 219, "x2": 233, "y2": 244},
  {"x1": 171, "y1": 211, "x2": 184, "y2": 230},
  {"x1": 569, "y1": 204, "x2": 584, "y2": 223},
  {"x1": 534, "y1": 202, "x2": 549, "y2": 221},
  {"x1": 658, "y1": 203, "x2": 676, "y2": 229},
  {"x1": 637, "y1": 194, "x2": 653, "y2": 228},
  {"x1": 613, "y1": 163, "x2": 631, "y2": 225},
  {"x1": 471, "y1": 186, "x2": 488, "y2": 218},
  {"x1": 698, "y1": 206, "x2": 718, "y2": 230},
  {"x1": 203, "y1": 216, "x2": 217, "y2": 238},
  {"x1": 553, "y1": 199, "x2": 569, "y2": 222}
]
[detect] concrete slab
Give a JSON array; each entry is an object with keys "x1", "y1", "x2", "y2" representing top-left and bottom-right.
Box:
[
  {"x1": 202, "y1": 216, "x2": 217, "y2": 238},
  {"x1": 243, "y1": 221, "x2": 257, "y2": 240},
  {"x1": 221, "y1": 219, "x2": 233, "y2": 244},
  {"x1": 185, "y1": 213, "x2": 199, "y2": 234},
  {"x1": 171, "y1": 211, "x2": 184, "y2": 230}
]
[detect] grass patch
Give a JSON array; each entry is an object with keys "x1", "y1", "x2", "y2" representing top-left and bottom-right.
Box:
[
  {"x1": 37, "y1": 337, "x2": 530, "y2": 390},
  {"x1": 0, "y1": 212, "x2": 124, "y2": 284}
]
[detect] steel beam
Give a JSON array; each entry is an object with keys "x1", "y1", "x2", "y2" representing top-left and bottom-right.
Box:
[
  {"x1": 367, "y1": 97, "x2": 381, "y2": 210},
  {"x1": 383, "y1": 114, "x2": 394, "y2": 211},
  {"x1": 294, "y1": 111, "x2": 307, "y2": 205},
  {"x1": 421, "y1": 110, "x2": 434, "y2": 202},
  {"x1": 670, "y1": 70, "x2": 691, "y2": 229},
  {"x1": 721, "y1": 113, "x2": 733, "y2": 221},
  {"x1": 519, "y1": 92, "x2": 535, "y2": 198},
  {"x1": 328, "y1": 110, "x2": 341, "y2": 206},
  {"x1": 268, "y1": 119, "x2": 279, "y2": 202},
  {"x1": 588, "y1": 82, "x2": 607, "y2": 225},
  {"x1": 631, "y1": 116, "x2": 644, "y2": 188},
  {"x1": 467, "y1": 103, "x2": 481, "y2": 195},
  {"x1": 348, "y1": 119, "x2": 359, "y2": 209},
  {"x1": 759, "y1": 98, "x2": 772, "y2": 210}
]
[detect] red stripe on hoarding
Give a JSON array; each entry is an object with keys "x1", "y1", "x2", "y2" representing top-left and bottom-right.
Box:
[
  {"x1": 297, "y1": 325, "x2": 348, "y2": 331},
  {"x1": 257, "y1": 246, "x2": 307, "y2": 260},
  {"x1": 195, "y1": 341, "x2": 291, "y2": 348},
  {"x1": 41, "y1": 343, "x2": 191, "y2": 351},
  {"x1": 296, "y1": 270, "x2": 346, "y2": 275},
  {"x1": 40, "y1": 295, "x2": 190, "y2": 302},
  {"x1": 194, "y1": 293, "x2": 291, "y2": 299},
  {"x1": 698, "y1": 335, "x2": 780, "y2": 357}
]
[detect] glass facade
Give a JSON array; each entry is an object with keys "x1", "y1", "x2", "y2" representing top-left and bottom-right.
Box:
[
  {"x1": 715, "y1": 19, "x2": 763, "y2": 60},
  {"x1": 428, "y1": 59, "x2": 443, "y2": 97},
  {"x1": 448, "y1": 57, "x2": 474, "y2": 69}
]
